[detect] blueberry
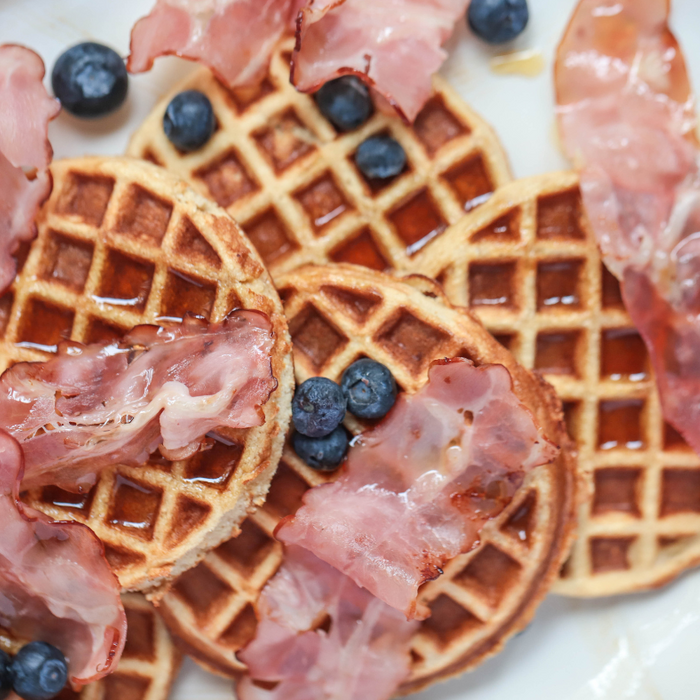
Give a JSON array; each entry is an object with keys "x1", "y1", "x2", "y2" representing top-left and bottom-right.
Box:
[
  {"x1": 355, "y1": 135, "x2": 406, "y2": 180},
  {"x1": 0, "y1": 650, "x2": 12, "y2": 700},
  {"x1": 163, "y1": 90, "x2": 216, "y2": 152},
  {"x1": 341, "y1": 359, "x2": 397, "y2": 420},
  {"x1": 292, "y1": 426, "x2": 349, "y2": 471},
  {"x1": 52, "y1": 42, "x2": 128, "y2": 118},
  {"x1": 292, "y1": 377, "x2": 346, "y2": 438},
  {"x1": 315, "y1": 76, "x2": 373, "y2": 132},
  {"x1": 12, "y1": 642, "x2": 67, "y2": 700},
  {"x1": 468, "y1": 0, "x2": 529, "y2": 44}
]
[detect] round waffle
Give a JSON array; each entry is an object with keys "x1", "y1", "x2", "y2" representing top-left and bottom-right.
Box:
[
  {"x1": 126, "y1": 38, "x2": 511, "y2": 279},
  {"x1": 412, "y1": 171, "x2": 700, "y2": 597},
  {"x1": 156, "y1": 264, "x2": 576, "y2": 692},
  {"x1": 0, "y1": 156, "x2": 294, "y2": 597}
]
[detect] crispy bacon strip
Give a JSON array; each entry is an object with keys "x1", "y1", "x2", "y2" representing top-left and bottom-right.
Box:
[
  {"x1": 237, "y1": 545, "x2": 418, "y2": 700},
  {"x1": 277, "y1": 359, "x2": 558, "y2": 618},
  {"x1": 555, "y1": 0, "x2": 700, "y2": 454},
  {"x1": 0, "y1": 311, "x2": 276, "y2": 491},
  {"x1": 0, "y1": 430, "x2": 125, "y2": 686}
]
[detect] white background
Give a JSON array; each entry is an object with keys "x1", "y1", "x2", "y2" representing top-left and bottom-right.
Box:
[{"x1": 2, "y1": 1, "x2": 700, "y2": 698}]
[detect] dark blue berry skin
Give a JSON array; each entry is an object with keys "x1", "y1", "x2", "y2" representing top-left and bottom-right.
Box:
[
  {"x1": 315, "y1": 76, "x2": 373, "y2": 132},
  {"x1": 292, "y1": 377, "x2": 347, "y2": 438},
  {"x1": 52, "y1": 42, "x2": 128, "y2": 118},
  {"x1": 0, "y1": 650, "x2": 12, "y2": 700},
  {"x1": 292, "y1": 426, "x2": 349, "y2": 471},
  {"x1": 11, "y1": 642, "x2": 68, "y2": 700},
  {"x1": 468, "y1": 0, "x2": 529, "y2": 44},
  {"x1": 163, "y1": 90, "x2": 216, "y2": 152},
  {"x1": 341, "y1": 359, "x2": 397, "y2": 420},
  {"x1": 355, "y1": 135, "x2": 406, "y2": 181}
]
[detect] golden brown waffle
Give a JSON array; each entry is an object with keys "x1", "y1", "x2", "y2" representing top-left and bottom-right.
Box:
[
  {"x1": 126, "y1": 38, "x2": 511, "y2": 278},
  {"x1": 156, "y1": 264, "x2": 576, "y2": 692},
  {"x1": 0, "y1": 156, "x2": 294, "y2": 596},
  {"x1": 412, "y1": 170, "x2": 700, "y2": 597}
]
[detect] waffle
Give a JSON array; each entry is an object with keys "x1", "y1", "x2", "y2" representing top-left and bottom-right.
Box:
[
  {"x1": 126, "y1": 38, "x2": 511, "y2": 279},
  {"x1": 411, "y1": 170, "x2": 700, "y2": 597},
  {"x1": 0, "y1": 156, "x2": 294, "y2": 596},
  {"x1": 156, "y1": 264, "x2": 576, "y2": 692}
]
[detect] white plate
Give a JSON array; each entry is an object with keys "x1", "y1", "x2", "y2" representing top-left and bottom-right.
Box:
[{"x1": 2, "y1": 1, "x2": 700, "y2": 698}]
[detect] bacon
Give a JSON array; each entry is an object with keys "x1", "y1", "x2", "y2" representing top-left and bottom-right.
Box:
[
  {"x1": 127, "y1": 0, "x2": 298, "y2": 88},
  {"x1": 0, "y1": 311, "x2": 276, "y2": 491},
  {"x1": 237, "y1": 545, "x2": 418, "y2": 700},
  {"x1": 0, "y1": 430, "x2": 125, "y2": 686},
  {"x1": 555, "y1": 0, "x2": 700, "y2": 454},
  {"x1": 277, "y1": 359, "x2": 558, "y2": 618},
  {"x1": 0, "y1": 45, "x2": 60, "y2": 294},
  {"x1": 292, "y1": 0, "x2": 470, "y2": 122}
]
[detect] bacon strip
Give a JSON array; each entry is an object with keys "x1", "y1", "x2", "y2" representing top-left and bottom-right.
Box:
[
  {"x1": 0, "y1": 311, "x2": 276, "y2": 491},
  {"x1": 0, "y1": 430, "x2": 125, "y2": 686},
  {"x1": 237, "y1": 545, "x2": 418, "y2": 700},
  {"x1": 555, "y1": 0, "x2": 700, "y2": 454},
  {"x1": 277, "y1": 359, "x2": 558, "y2": 618}
]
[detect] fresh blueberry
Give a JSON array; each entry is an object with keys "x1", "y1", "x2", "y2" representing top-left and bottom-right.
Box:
[
  {"x1": 315, "y1": 76, "x2": 373, "y2": 132},
  {"x1": 355, "y1": 135, "x2": 406, "y2": 181},
  {"x1": 292, "y1": 377, "x2": 346, "y2": 438},
  {"x1": 341, "y1": 359, "x2": 397, "y2": 420},
  {"x1": 52, "y1": 42, "x2": 128, "y2": 118},
  {"x1": 292, "y1": 426, "x2": 349, "y2": 471},
  {"x1": 468, "y1": 0, "x2": 529, "y2": 44},
  {"x1": 11, "y1": 642, "x2": 67, "y2": 700},
  {"x1": 163, "y1": 90, "x2": 216, "y2": 152},
  {"x1": 0, "y1": 650, "x2": 12, "y2": 700}
]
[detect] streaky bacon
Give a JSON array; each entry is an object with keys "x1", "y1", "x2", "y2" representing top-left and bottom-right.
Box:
[
  {"x1": 237, "y1": 545, "x2": 418, "y2": 700},
  {"x1": 127, "y1": 0, "x2": 298, "y2": 87},
  {"x1": 0, "y1": 310, "x2": 276, "y2": 491},
  {"x1": 0, "y1": 430, "x2": 125, "y2": 686},
  {"x1": 277, "y1": 358, "x2": 558, "y2": 618},
  {"x1": 0, "y1": 45, "x2": 60, "y2": 294},
  {"x1": 555, "y1": 0, "x2": 700, "y2": 454},
  {"x1": 291, "y1": 0, "x2": 470, "y2": 123}
]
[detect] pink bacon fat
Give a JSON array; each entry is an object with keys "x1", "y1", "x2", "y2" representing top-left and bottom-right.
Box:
[
  {"x1": 0, "y1": 430, "x2": 126, "y2": 686},
  {"x1": 277, "y1": 358, "x2": 559, "y2": 619},
  {"x1": 237, "y1": 544, "x2": 419, "y2": 700},
  {"x1": 555, "y1": 0, "x2": 700, "y2": 454},
  {"x1": 0, "y1": 310, "x2": 276, "y2": 491}
]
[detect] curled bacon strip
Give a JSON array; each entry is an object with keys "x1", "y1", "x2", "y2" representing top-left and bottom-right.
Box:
[
  {"x1": 0, "y1": 430, "x2": 125, "y2": 686},
  {"x1": 0, "y1": 311, "x2": 276, "y2": 491},
  {"x1": 278, "y1": 359, "x2": 558, "y2": 618}
]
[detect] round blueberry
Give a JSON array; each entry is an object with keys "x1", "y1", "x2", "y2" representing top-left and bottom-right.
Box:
[
  {"x1": 355, "y1": 135, "x2": 406, "y2": 181},
  {"x1": 292, "y1": 377, "x2": 346, "y2": 438},
  {"x1": 0, "y1": 650, "x2": 12, "y2": 700},
  {"x1": 52, "y1": 42, "x2": 128, "y2": 118},
  {"x1": 315, "y1": 76, "x2": 373, "y2": 132},
  {"x1": 163, "y1": 90, "x2": 216, "y2": 152},
  {"x1": 341, "y1": 359, "x2": 397, "y2": 420},
  {"x1": 12, "y1": 642, "x2": 67, "y2": 700},
  {"x1": 468, "y1": 0, "x2": 529, "y2": 44},
  {"x1": 292, "y1": 426, "x2": 349, "y2": 471}
]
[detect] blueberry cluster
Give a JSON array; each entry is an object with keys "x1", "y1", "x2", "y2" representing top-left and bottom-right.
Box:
[
  {"x1": 291, "y1": 359, "x2": 398, "y2": 471},
  {"x1": 0, "y1": 643, "x2": 68, "y2": 700}
]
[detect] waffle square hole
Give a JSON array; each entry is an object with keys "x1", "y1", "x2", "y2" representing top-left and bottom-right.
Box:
[
  {"x1": 562, "y1": 400, "x2": 582, "y2": 443},
  {"x1": 330, "y1": 228, "x2": 389, "y2": 271},
  {"x1": 254, "y1": 109, "x2": 316, "y2": 171},
  {"x1": 264, "y1": 462, "x2": 311, "y2": 519},
  {"x1": 165, "y1": 496, "x2": 212, "y2": 548},
  {"x1": 218, "y1": 603, "x2": 259, "y2": 651},
  {"x1": 535, "y1": 330, "x2": 581, "y2": 376},
  {"x1": 598, "y1": 399, "x2": 645, "y2": 450},
  {"x1": 471, "y1": 209, "x2": 520, "y2": 242},
  {"x1": 195, "y1": 149, "x2": 258, "y2": 208},
  {"x1": 295, "y1": 174, "x2": 350, "y2": 232},
  {"x1": 217, "y1": 519, "x2": 277, "y2": 577},
  {"x1": 289, "y1": 304, "x2": 348, "y2": 371},
  {"x1": 443, "y1": 155, "x2": 494, "y2": 212},
  {"x1": 413, "y1": 95, "x2": 467, "y2": 155},
  {"x1": 493, "y1": 333, "x2": 515, "y2": 352},
  {"x1": 39, "y1": 231, "x2": 94, "y2": 292},
  {"x1": 592, "y1": 468, "x2": 642, "y2": 516},
  {"x1": 390, "y1": 189, "x2": 447, "y2": 256},
  {"x1": 537, "y1": 259, "x2": 584, "y2": 310},
  {"x1": 590, "y1": 536, "x2": 635, "y2": 573},
  {"x1": 244, "y1": 208, "x2": 298, "y2": 266},
  {"x1": 660, "y1": 469, "x2": 700, "y2": 516},
  {"x1": 602, "y1": 265, "x2": 624, "y2": 309},
  {"x1": 94, "y1": 250, "x2": 154, "y2": 311},
  {"x1": 455, "y1": 544, "x2": 522, "y2": 607},
  {"x1": 103, "y1": 545, "x2": 146, "y2": 574},
  {"x1": 225, "y1": 78, "x2": 275, "y2": 112},
  {"x1": 115, "y1": 186, "x2": 172, "y2": 246},
  {"x1": 173, "y1": 563, "x2": 235, "y2": 622},
  {"x1": 321, "y1": 285, "x2": 382, "y2": 324},
  {"x1": 537, "y1": 189, "x2": 585, "y2": 239},
  {"x1": 0, "y1": 291, "x2": 13, "y2": 339},
  {"x1": 420, "y1": 595, "x2": 482, "y2": 649},
  {"x1": 123, "y1": 606, "x2": 156, "y2": 662},
  {"x1": 664, "y1": 422, "x2": 692, "y2": 451},
  {"x1": 174, "y1": 217, "x2": 222, "y2": 268},
  {"x1": 502, "y1": 491, "x2": 537, "y2": 545},
  {"x1": 183, "y1": 434, "x2": 244, "y2": 490},
  {"x1": 601, "y1": 328, "x2": 648, "y2": 381},
  {"x1": 16, "y1": 298, "x2": 74, "y2": 352},
  {"x1": 102, "y1": 674, "x2": 151, "y2": 700},
  {"x1": 84, "y1": 318, "x2": 125, "y2": 344},
  {"x1": 468, "y1": 261, "x2": 517, "y2": 309},
  {"x1": 160, "y1": 269, "x2": 217, "y2": 321},
  {"x1": 56, "y1": 172, "x2": 114, "y2": 227},
  {"x1": 38, "y1": 485, "x2": 95, "y2": 519},
  {"x1": 107, "y1": 475, "x2": 162, "y2": 541}
]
